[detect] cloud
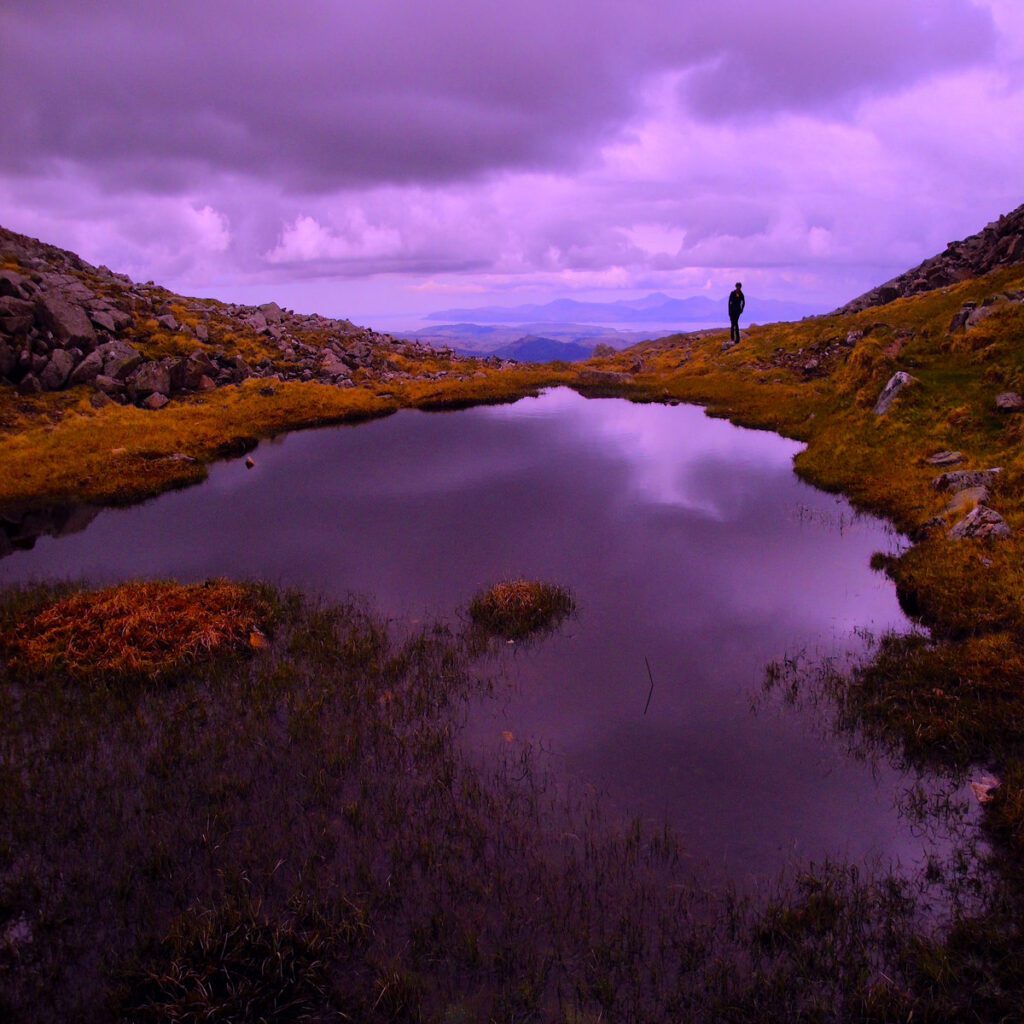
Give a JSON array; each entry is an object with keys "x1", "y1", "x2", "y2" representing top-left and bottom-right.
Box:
[{"x1": 0, "y1": 0, "x2": 996, "y2": 194}]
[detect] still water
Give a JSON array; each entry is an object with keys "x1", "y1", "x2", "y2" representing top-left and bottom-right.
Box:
[{"x1": 0, "y1": 388, "x2": 967, "y2": 880}]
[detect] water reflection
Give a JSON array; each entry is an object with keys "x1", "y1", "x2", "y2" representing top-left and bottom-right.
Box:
[{"x1": 0, "y1": 389, "x2": 971, "y2": 880}]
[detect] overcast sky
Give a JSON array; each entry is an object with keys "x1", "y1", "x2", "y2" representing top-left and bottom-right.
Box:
[{"x1": 1, "y1": 0, "x2": 1022, "y2": 326}]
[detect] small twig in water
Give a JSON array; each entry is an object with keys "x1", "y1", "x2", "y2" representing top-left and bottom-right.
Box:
[{"x1": 643, "y1": 656, "x2": 655, "y2": 715}]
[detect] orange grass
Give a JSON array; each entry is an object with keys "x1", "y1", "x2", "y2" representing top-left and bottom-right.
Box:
[
  {"x1": 3, "y1": 580, "x2": 270, "y2": 680},
  {"x1": 468, "y1": 579, "x2": 574, "y2": 639}
]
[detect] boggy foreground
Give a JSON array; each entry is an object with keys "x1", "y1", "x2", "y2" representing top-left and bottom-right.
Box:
[
  {"x1": 3, "y1": 206, "x2": 1024, "y2": 1018},
  {"x1": 0, "y1": 580, "x2": 1020, "y2": 1023}
]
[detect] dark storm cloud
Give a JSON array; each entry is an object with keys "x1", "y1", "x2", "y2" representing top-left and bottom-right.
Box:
[{"x1": 0, "y1": 0, "x2": 995, "y2": 193}]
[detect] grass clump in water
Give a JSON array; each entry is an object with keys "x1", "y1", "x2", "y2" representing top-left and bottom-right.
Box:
[
  {"x1": 2, "y1": 579, "x2": 271, "y2": 682},
  {"x1": 468, "y1": 579, "x2": 574, "y2": 639}
]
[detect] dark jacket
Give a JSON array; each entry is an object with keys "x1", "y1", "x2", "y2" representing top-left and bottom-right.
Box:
[{"x1": 728, "y1": 289, "x2": 745, "y2": 319}]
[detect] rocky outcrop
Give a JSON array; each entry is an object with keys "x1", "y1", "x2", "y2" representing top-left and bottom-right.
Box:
[
  {"x1": 0, "y1": 224, "x2": 497, "y2": 412},
  {"x1": 835, "y1": 203, "x2": 1024, "y2": 314}
]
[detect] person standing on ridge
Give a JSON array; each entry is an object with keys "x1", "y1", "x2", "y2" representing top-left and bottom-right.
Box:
[{"x1": 728, "y1": 282, "x2": 745, "y2": 345}]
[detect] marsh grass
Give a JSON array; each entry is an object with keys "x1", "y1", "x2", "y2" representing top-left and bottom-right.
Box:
[
  {"x1": 1, "y1": 582, "x2": 1022, "y2": 1022},
  {"x1": 468, "y1": 580, "x2": 575, "y2": 640}
]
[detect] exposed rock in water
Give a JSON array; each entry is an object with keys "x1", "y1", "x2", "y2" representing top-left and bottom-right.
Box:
[
  {"x1": 872, "y1": 371, "x2": 918, "y2": 415},
  {"x1": 949, "y1": 505, "x2": 1011, "y2": 540},
  {"x1": 932, "y1": 468, "x2": 1002, "y2": 493}
]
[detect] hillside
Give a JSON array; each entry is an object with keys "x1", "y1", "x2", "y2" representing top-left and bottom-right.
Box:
[
  {"x1": 0, "y1": 225, "x2": 509, "y2": 412},
  {"x1": 836, "y1": 201, "x2": 1024, "y2": 313}
]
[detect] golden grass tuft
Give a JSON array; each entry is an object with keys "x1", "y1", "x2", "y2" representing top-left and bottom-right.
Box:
[
  {"x1": 468, "y1": 579, "x2": 574, "y2": 639},
  {"x1": 3, "y1": 580, "x2": 270, "y2": 680}
]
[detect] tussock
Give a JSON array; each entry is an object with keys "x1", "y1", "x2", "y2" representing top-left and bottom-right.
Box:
[
  {"x1": 468, "y1": 579, "x2": 574, "y2": 639},
  {"x1": 3, "y1": 579, "x2": 269, "y2": 680}
]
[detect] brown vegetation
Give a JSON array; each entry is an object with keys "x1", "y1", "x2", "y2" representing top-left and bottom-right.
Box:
[
  {"x1": 3, "y1": 580, "x2": 270, "y2": 681},
  {"x1": 468, "y1": 579, "x2": 575, "y2": 639}
]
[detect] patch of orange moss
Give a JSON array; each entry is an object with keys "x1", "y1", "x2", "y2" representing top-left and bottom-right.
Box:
[{"x1": 3, "y1": 580, "x2": 271, "y2": 680}]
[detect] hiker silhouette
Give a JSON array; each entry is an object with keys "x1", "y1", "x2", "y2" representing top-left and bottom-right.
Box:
[{"x1": 728, "y1": 283, "x2": 745, "y2": 345}]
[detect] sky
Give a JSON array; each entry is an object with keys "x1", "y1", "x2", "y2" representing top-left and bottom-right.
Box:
[{"x1": 1, "y1": 0, "x2": 1022, "y2": 328}]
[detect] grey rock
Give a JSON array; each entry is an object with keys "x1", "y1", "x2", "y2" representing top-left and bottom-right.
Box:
[
  {"x1": 141, "y1": 392, "x2": 169, "y2": 411},
  {"x1": 995, "y1": 392, "x2": 1024, "y2": 412},
  {"x1": 156, "y1": 313, "x2": 179, "y2": 332},
  {"x1": 966, "y1": 302, "x2": 1004, "y2": 330},
  {"x1": 171, "y1": 350, "x2": 217, "y2": 390},
  {"x1": 258, "y1": 301, "x2": 283, "y2": 323},
  {"x1": 925, "y1": 450, "x2": 963, "y2": 466},
  {"x1": 69, "y1": 348, "x2": 105, "y2": 386},
  {"x1": 873, "y1": 371, "x2": 918, "y2": 415},
  {"x1": 948, "y1": 306, "x2": 974, "y2": 333},
  {"x1": 89, "y1": 309, "x2": 117, "y2": 333},
  {"x1": 98, "y1": 339, "x2": 143, "y2": 379},
  {"x1": 319, "y1": 350, "x2": 351, "y2": 379},
  {"x1": 196, "y1": 374, "x2": 216, "y2": 391},
  {"x1": 39, "y1": 349, "x2": 76, "y2": 390},
  {"x1": 0, "y1": 269, "x2": 30, "y2": 299},
  {"x1": 194, "y1": 321, "x2": 209, "y2": 342},
  {"x1": 92, "y1": 374, "x2": 125, "y2": 396},
  {"x1": 126, "y1": 360, "x2": 171, "y2": 398},
  {"x1": 17, "y1": 373, "x2": 42, "y2": 395},
  {"x1": 932, "y1": 468, "x2": 1002, "y2": 492},
  {"x1": 949, "y1": 505, "x2": 1011, "y2": 540},
  {"x1": 0, "y1": 296, "x2": 36, "y2": 335},
  {"x1": 244, "y1": 312, "x2": 268, "y2": 333},
  {"x1": 34, "y1": 291, "x2": 96, "y2": 347}
]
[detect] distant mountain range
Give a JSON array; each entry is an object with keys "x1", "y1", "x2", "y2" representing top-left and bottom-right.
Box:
[
  {"x1": 426, "y1": 292, "x2": 820, "y2": 325},
  {"x1": 397, "y1": 322, "x2": 659, "y2": 359}
]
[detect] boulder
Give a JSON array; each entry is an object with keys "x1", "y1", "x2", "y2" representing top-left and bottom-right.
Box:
[
  {"x1": 171, "y1": 350, "x2": 217, "y2": 390},
  {"x1": 34, "y1": 291, "x2": 96, "y2": 347},
  {"x1": 98, "y1": 339, "x2": 143, "y2": 379},
  {"x1": 948, "y1": 305, "x2": 974, "y2": 333},
  {"x1": 925, "y1": 450, "x2": 963, "y2": 466},
  {"x1": 995, "y1": 392, "x2": 1024, "y2": 412},
  {"x1": 933, "y1": 468, "x2": 1002, "y2": 493},
  {"x1": 244, "y1": 312, "x2": 268, "y2": 333},
  {"x1": 258, "y1": 301, "x2": 283, "y2": 323},
  {"x1": 93, "y1": 374, "x2": 125, "y2": 397},
  {"x1": 126, "y1": 360, "x2": 171, "y2": 399},
  {"x1": 196, "y1": 374, "x2": 216, "y2": 391},
  {"x1": 89, "y1": 309, "x2": 117, "y2": 333},
  {"x1": 966, "y1": 303, "x2": 1003, "y2": 329},
  {"x1": 0, "y1": 296, "x2": 36, "y2": 335},
  {"x1": 39, "y1": 349, "x2": 76, "y2": 390},
  {"x1": 156, "y1": 313, "x2": 179, "y2": 332},
  {"x1": 69, "y1": 349, "x2": 105, "y2": 386},
  {"x1": 141, "y1": 393, "x2": 169, "y2": 411},
  {"x1": 319, "y1": 350, "x2": 351, "y2": 379},
  {"x1": 17, "y1": 373, "x2": 42, "y2": 395},
  {"x1": 872, "y1": 371, "x2": 919, "y2": 415},
  {"x1": 949, "y1": 505, "x2": 1011, "y2": 540},
  {"x1": 194, "y1": 321, "x2": 209, "y2": 342},
  {"x1": 0, "y1": 270, "x2": 30, "y2": 299}
]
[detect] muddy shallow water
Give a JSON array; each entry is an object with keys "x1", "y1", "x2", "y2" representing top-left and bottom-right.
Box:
[{"x1": 0, "y1": 388, "x2": 973, "y2": 881}]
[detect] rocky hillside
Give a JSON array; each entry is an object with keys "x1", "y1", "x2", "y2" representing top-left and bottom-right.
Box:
[
  {"x1": 0, "y1": 226, "x2": 500, "y2": 411},
  {"x1": 836, "y1": 202, "x2": 1024, "y2": 314}
]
